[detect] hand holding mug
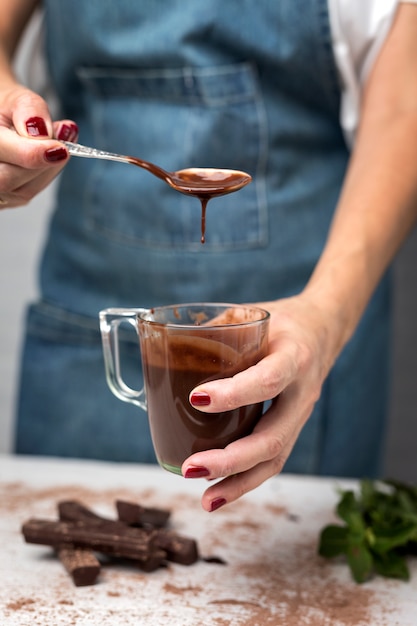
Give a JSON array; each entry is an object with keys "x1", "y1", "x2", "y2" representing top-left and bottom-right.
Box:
[{"x1": 100, "y1": 303, "x2": 270, "y2": 475}]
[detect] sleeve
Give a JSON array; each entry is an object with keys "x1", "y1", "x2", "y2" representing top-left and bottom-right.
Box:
[{"x1": 328, "y1": 0, "x2": 400, "y2": 146}]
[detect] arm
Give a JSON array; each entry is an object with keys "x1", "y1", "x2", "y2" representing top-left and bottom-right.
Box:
[
  {"x1": 0, "y1": 0, "x2": 39, "y2": 61},
  {"x1": 306, "y1": 2, "x2": 417, "y2": 350},
  {"x1": 0, "y1": 0, "x2": 77, "y2": 209},
  {"x1": 183, "y1": 3, "x2": 417, "y2": 511}
]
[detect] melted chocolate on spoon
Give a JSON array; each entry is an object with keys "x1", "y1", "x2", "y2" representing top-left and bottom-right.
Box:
[
  {"x1": 64, "y1": 142, "x2": 252, "y2": 244},
  {"x1": 126, "y1": 160, "x2": 252, "y2": 243}
]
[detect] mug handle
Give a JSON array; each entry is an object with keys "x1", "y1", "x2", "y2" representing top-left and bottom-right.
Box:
[{"x1": 99, "y1": 308, "x2": 148, "y2": 411}]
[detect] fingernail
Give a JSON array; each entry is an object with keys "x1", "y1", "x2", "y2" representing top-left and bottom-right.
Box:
[
  {"x1": 26, "y1": 116, "x2": 48, "y2": 137},
  {"x1": 44, "y1": 147, "x2": 68, "y2": 163},
  {"x1": 56, "y1": 122, "x2": 79, "y2": 142},
  {"x1": 184, "y1": 466, "x2": 210, "y2": 479},
  {"x1": 209, "y1": 497, "x2": 227, "y2": 512},
  {"x1": 190, "y1": 392, "x2": 211, "y2": 407}
]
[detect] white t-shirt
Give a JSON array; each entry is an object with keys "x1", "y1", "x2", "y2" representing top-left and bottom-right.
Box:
[{"x1": 329, "y1": 0, "x2": 417, "y2": 144}]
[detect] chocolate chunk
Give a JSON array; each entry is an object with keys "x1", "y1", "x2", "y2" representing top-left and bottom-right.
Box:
[
  {"x1": 56, "y1": 546, "x2": 101, "y2": 586},
  {"x1": 58, "y1": 501, "x2": 136, "y2": 536},
  {"x1": 116, "y1": 499, "x2": 171, "y2": 528},
  {"x1": 58, "y1": 500, "x2": 112, "y2": 524},
  {"x1": 201, "y1": 555, "x2": 228, "y2": 565},
  {"x1": 133, "y1": 551, "x2": 168, "y2": 572},
  {"x1": 154, "y1": 529, "x2": 199, "y2": 565},
  {"x1": 22, "y1": 519, "x2": 154, "y2": 561},
  {"x1": 58, "y1": 501, "x2": 170, "y2": 570},
  {"x1": 21, "y1": 498, "x2": 215, "y2": 586},
  {"x1": 100, "y1": 551, "x2": 168, "y2": 573}
]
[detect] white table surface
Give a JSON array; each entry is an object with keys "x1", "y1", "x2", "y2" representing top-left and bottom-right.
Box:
[{"x1": 0, "y1": 454, "x2": 416, "y2": 626}]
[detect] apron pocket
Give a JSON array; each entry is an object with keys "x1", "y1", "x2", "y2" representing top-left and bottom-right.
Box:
[{"x1": 77, "y1": 62, "x2": 268, "y2": 251}]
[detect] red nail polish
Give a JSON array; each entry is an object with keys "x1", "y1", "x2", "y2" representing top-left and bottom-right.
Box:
[
  {"x1": 184, "y1": 466, "x2": 210, "y2": 478},
  {"x1": 56, "y1": 123, "x2": 79, "y2": 142},
  {"x1": 26, "y1": 116, "x2": 48, "y2": 137},
  {"x1": 190, "y1": 392, "x2": 211, "y2": 407},
  {"x1": 210, "y1": 497, "x2": 227, "y2": 512},
  {"x1": 44, "y1": 147, "x2": 68, "y2": 163}
]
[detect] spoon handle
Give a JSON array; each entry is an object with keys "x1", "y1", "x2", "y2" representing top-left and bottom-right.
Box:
[{"x1": 62, "y1": 141, "x2": 131, "y2": 165}]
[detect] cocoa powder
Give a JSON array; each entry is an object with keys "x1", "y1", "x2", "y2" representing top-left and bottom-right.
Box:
[{"x1": 0, "y1": 480, "x2": 399, "y2": 626}]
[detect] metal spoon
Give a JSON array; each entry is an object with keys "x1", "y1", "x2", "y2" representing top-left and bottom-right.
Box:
[{"x1": 62, "y1": 141, "x2": 252, "y2": 198}]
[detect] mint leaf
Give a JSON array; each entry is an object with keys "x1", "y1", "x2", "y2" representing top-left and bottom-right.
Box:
[
  {"x1": 346, "y1": 539, "x2": 373, "y2": 583},
  {"x1": 372, "y1": 523, "x2": 417, "y2": 555},
  {"x1": 373, "y1": 551, "x2": 410, "y2": 581},
  {"x1": 318, "y1": 479, "x2": 417, "y2": 584},
  {"x1": 336, "y1": 490, "x2": 365, "y2": 537},
  {"x1": 319, "y1": 524, "x2": 349, "y2": 557}
]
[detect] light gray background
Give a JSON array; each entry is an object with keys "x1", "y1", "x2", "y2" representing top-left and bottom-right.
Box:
[
  {"x1": 385, "y1": 228, "x2": 417, "y2": 482},
  {"x1": 0, "y1": 15, "x2": 416, "y2": 482}
]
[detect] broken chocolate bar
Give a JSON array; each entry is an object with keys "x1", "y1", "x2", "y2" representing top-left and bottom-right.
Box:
[
  {"x1": 58, "y1": 500, "x2": 197, "y2": 564},
  {"x1": 56, "y1": 546, "x2": 101, "y2": 586},
  {"x1": 22, "y1": 518, "x2": 155, "y2": 561},
  {"x1": 115, "y1": 500, "x2": 197, "y2": 564},
  {"x1": 57, "y1": 501, "x2": 167, "y2": 572},
  {"x1": 21, "y1": 498, "x2": 219, "y2": 587},
  {"x1": 116, "y1": 499, "x2": 171, "y2": 528},
  {"x1": 154, "y1": 529, "x2": 199, "y2": 565},
  {"x1": 102, "y1": 550, "x2": 168, "y2": 573},
  {"x1": 58, "y1": 500, "x2": 111, "y2": 524}
]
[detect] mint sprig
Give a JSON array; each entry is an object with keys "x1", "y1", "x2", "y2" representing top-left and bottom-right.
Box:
[{"x1": 318, "y1": 479, "x2": 417, "y2": 583}]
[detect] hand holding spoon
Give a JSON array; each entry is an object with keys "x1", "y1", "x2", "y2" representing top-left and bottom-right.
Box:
[
  {"x1": 63, "y1": 141, "x2": 252, "y2": 243},
  {"x1": 63, "y1": 141, "x2": 252, "y2": 195}
]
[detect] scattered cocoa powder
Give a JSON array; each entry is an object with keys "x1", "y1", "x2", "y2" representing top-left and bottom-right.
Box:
[
  {"x1": 6, "y1": 598, "x2": 36, "y2": 612},
  {"x1": 232, "y1": 543, "x2": 376, "y2": 626},
  {"x1": 163, "y1": 582, "x2": 203, "y2": 595},
  {"x1": 0, "y1": 479, "x2": 408, "y2": 626}
]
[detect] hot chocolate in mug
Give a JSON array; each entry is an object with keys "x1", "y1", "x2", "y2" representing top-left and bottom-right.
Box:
[{"x1": 99, "y1": 303, "x2": 270, "y2": 474}]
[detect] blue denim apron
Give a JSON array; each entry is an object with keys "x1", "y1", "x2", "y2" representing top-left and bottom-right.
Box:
[{"x1": 15, "y1": 0, "x2": 391, "y2": 476}]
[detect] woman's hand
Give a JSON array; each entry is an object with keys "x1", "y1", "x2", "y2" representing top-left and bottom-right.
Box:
[
  {"x1": 182, "y1": 3, "x2": 417, "y2": 512},
  {"x1": 182, "y1": 292, "x2": 342, "y2": 512},
  {"x1": 0, "y1": 83, "x2": 78, "y2": 208}
]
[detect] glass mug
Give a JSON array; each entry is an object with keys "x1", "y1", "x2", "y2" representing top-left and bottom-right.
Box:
[{"x1": 99, "y1": 303, "x2": 270, "y2": 475}]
